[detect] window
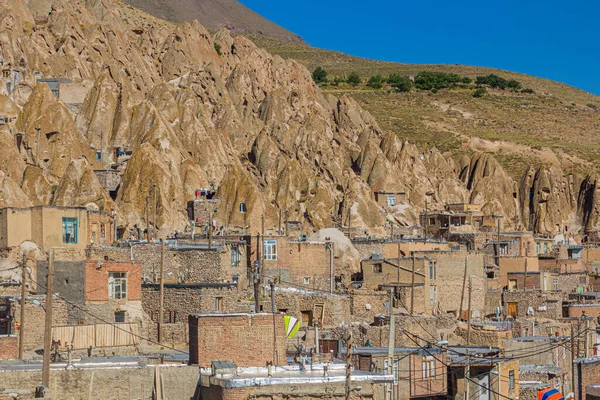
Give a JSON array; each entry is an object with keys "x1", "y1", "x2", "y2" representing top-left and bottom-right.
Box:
[
  {"x1": 231, "y1": 245, "x2": 240, "y2": 267},
  {"x1": 429, "y1": 262, "x2": 436, "y2": 280},
  {"x1": 580, "y1": 277, "x2": 586, "y2": 284},
  {"x1": 303, "y1": 277, "x2": 311, "y2": 285},
  {"x1": 100, "y1": 224, "x2": 106, "y2": 239},
  {"x1": 108, "y1": 272, "x2": 127, "y2": 299},
  {"x1": 544, "y1": 243, "x2": 549, "y2": 253},
  {"x1": 114, "y1": 311, "x2": 125, "y2": 323},
  {"x1": 536, "y1": 243, "x2": 541, "y2": 254},
  {"x1": 509, "y1": 370, "x2": 515, "y2": 390},
  {"x1": 429, "y1": 217, "x2": 436, "y2": 225},
  {"x1": 264, "y1": 240, "x2": 278, "y2": 260},
  {"x1": 215, "y1": 297, "x2": 223, "y2": 312},
  {"x1": 62, "y1": 217, "x2": 78, "y2": 244},
  {"x1": 500, "y1": 243, "x2": 508, "y2": 255},
  {"x1": 387, "y1": 195, "x2": 396, "y2": 207},
  {"x1": 423, "y1": 356, "x2": 435, "y2": 378},
  {"x1": 373, "y1": 263, "x2": 383, "y2": 273},
  {"x1": 429, "y1": 286, "x2": 437, "y2": 304},
  {"x1": 553, "y1": 280, "x2": 558, "y2": 290}
]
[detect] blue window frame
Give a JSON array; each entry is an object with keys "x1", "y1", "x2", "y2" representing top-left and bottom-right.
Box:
[{"x1": 62, "y1": 217, "x2": 78, "y2": 244}]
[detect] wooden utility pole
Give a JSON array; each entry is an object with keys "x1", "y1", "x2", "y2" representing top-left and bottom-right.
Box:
[
  {"x1": 391, "y1": 223, "x2": 394, "y2": 241},
  {"x1": 459, "y1": 257, "x2": 468, "y2": 319},
  {"x1": 396, "y1": 242, "x2": 401, "y2": 305},
  {"x1": 18, "y1": 254, "x2": 26, "y2": 359},
  {"x1": 35, "y1": 125, "x2": 41, "y2": 167},
  {"x1": 270, "y1": 280, "x2": 278, "y2": 364},
  {"x1": 261, "y1": 213, "x2": 265, "y2": 236},
  {"x1": 571, "y1": 323, "x2": 576, "y2": 395},
  {"x1": 284, "y1": 210, "x2": 289, "y2": 237},
  {"x1": 208, "y1": 210, "x2": 213, "y2": 250},
  {"x1": 328, "y1": 241, "x2": 334, "y2": 294},
  {"x1": 465, "y1": 276, "x2": 473, "y2": 400},
  {"x1": 158, "y1": 239, "x2": 165, "y2": 343},
  {"x1": 387, "y1": 289, "x2": 395, "y2": 400},
  {"x1": 278, "y1": 209, "x2": 282, "y2": 235},
  {"x1": 254, "y1": 234, "x2": 261, "y2": 312},
  {"x1": 42, "y1": 249, "x2": 55, "y2": 388},
  {"x1": 145, "y1": 194, "x2": 150, "y2": 241},
  {"x1": 344, "y1": 331, "x2": 353, "y2": 400},
  {"x1": 152, "y1": 184, "x2": 157, "y2": 240},
  {"x1": 524, "y1": 247, "x2": 529, "y2": 291},
  {"x1": 410, "y1": 253, "x2": 416, "y2": 315}
]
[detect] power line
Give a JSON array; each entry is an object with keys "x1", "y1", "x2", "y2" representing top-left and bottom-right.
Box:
[{"x1": 26, "y1": 270, "x2": 189, "y2": 356}]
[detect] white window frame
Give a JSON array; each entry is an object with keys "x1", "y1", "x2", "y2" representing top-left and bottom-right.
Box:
[
  {"x1": 303, "y1": 277, "x2": 311, "y2": 285},
  {"x1": 553, "y1": 280, "x2": 558, "y2": 290},
  {"x1": 231, "y1": 245, "x2": 240, "y2": 267},
  {"x1": 387, "y1": 195, "x2": 396, "y2": 207},
  {"x1": 423, "y1": 356, "x2": 435, "y2": 378},
  {"x1": 264, "y1": 240, "x2": 278, "y2": 261},
  {"x1": 429, "y1": 286, "x2": 437, "y2": 304},
  {"x1": 108, "y1": 272, "x2": 127, "y2": 299}
]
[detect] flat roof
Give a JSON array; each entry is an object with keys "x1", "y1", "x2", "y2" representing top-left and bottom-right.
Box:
[
  {"x1": 352, "y1": 346, "x2": 443, "y2": 356},
  {"x1": 191, "y1": 312, "x2": 275, "y2": 318},
  {"x1": 201, "y1": 363, "x2": 393, "y2": 388}
]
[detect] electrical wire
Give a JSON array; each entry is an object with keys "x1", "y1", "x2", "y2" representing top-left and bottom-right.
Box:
[{"x1": 26, "y1": 270, "x2": 189, "y2": 356}]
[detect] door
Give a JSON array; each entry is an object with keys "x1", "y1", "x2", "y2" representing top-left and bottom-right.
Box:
[
  {"x1": 478, "y1": 373, "x2": 491, "y2": 400},
  {"x1": 507, "y1": 302, "x2": 518, "y2": 318},
  {"x1": 319, "y1": 339, "x2": 339, "y2": 358}
]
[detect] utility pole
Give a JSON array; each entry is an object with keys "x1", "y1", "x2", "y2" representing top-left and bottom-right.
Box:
[
  {"x1": 35, "y1": 125, "x2": 41, "y2": 167},
  {"x1": 278, "y1": 208, "x2": 282, "y2": 235},
  {"x1": 158, "y1": 239, "x2": 165, "y2": 343},
  {"x1": 208, "y1": 210, "x2": 213, "y2": 250},
  {"x1": 284, "y1": 210, "x2": 289, "y2": 237},
  {"x1": 387, "y1": 289, "x2": 396, "y2": 400},
  {"x1": 424, "y1": 197, "x2": 429, "y2": 240},
  {"x1": 18, "y1": 254, "x2": 26, "y2": 359},
  {"x1": 344, "y1": 330, "x2": 353, "y2": 400},
  {"x1": 254, "y1": 234, "x2": 261, "y2": 312},
  {"x1": 145, "y1": 194, "x2": 150, "y2": 241},
  {"x1": 152, "y1": 184, "x2": 157, "y2": 240},
  {"x1": 270, "y1": 280, "x2": 278, "y2": 365},
  {"x1": 496, "y1": 216, "x2": 503, "y2": 267},
  {"x1": 459, "y1": 257, "x2": 468, "y2": 319},
  {"x1": 42, "y1": 249, "x2": 55, "y2": 388},
  {"x1": 261, "y1": 213, "x2": 265, "y2": 236},
  {"x1": 524, "y1": 247, "x2": 529, "y2": 291},
  {"x1": 328, "y1": 241, "x2": 334, "y2": 294},
  {"x1": 465, "y1": 276, "x2": 473, "y2": 400},
  {"x1": 396, "y1": 242, "x2": 401, "y2": 305},
  {"x1": 571, "y1": 323, "x2": 576, "y2": 395},
  {"x1": 410, "y1": 253, "x2": 416, "y2": 315},
  {"x1": 391, "y1": 223, "x2": 394, "y2": 241}
]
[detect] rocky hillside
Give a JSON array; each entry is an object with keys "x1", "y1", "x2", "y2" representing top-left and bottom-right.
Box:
[
  {"x1": 0, "y1": 0, "x2": 599, "y2": 241},
  {"x1": 121, "y1": 0, "x2": 303, "y2": 43}
]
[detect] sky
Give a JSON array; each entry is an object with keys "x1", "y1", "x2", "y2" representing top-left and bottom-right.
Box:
[{"x1": 240, "y1": 0, "x2": 599, "y2": 96}]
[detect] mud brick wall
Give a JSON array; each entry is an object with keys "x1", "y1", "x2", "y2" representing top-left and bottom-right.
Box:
[
  {"x1": 350, "y1": 289, "x2": 388, "y2": 323},
  {"x1": 10, "y1": 297, "x2": 69, "y2": 351},
  {"x1": 502, "y1": 290, "x2": 564, "y2": 320},
  {"x1": 0, "y1": 335, "x2": 17, "y2": 358},
  {"x1": 266, "y1": 289, "x2": 350, "y2": 328}
]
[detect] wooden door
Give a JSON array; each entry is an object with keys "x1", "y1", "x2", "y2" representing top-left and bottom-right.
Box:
[
  {"x1": 507, "y1": 302, "x2": 518, "y2": 318},
  {"x1": 319, "y1": 339, "x2": 338, "y2": 358}
]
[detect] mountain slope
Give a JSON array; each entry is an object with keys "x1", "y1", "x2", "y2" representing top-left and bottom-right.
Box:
[{"x1": 121, "y1": 0, "x2": 303, "y2": 42}]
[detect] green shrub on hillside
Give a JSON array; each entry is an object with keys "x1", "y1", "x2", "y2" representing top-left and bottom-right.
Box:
[
  {"x1": 476, "y1": 74, "x2": 522, "y2": 91},
  {"x1": 312, "y1": 67, "x2": 328, "y2": 84},
  {"x1": 346, "y1": 72, "x2": 361, "y2": 86},
  {"x1": 214, "y1": 42, "x2": 222, "y2": 56},
  {"x1": 587, "y1": 103, "x2": 598, "y2": 109},
  {"x1": 387, "y1": 74, "x2": 412, "y2": 92},
  {"x1": 521, "y1": 88, "x2": 535, "y2": 94},
  {"x1": 367, "y1": 75, "x2": 384, "y2": 89},
  {"x1": 414, "y1": 71, "x2": 471, "y2": 90},
  {"x1": 473, "y1": 87, "x2": 487, "y2": 98}
]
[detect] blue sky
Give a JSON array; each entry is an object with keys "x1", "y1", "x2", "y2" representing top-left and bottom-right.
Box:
[{"x1": 240, "y1": 0, "x2": 599, "y2": 96}]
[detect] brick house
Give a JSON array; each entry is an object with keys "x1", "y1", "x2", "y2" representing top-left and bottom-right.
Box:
[
  {"x1": 506, "y1": 271, "x2": 559, "y2": 291},
  {"x1": 574, "y1": 357, "x2": 600, "y2": 400},
  {"x1": 353, "y1": 346, "x2": 448, "y2": 400},
  {"x1": 37, "y1": 260, "x2": 141, "y2": 324},
  {"x1": 374, "y1": 190, "x2": 407, "y2": 208},
  {"x1": 188, "y1": 313, "x2": 286, "y2": 367}
]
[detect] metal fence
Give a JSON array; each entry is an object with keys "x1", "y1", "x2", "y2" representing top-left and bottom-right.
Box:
[{"x1": 52, "y1": 323, "x2": 139, "y2": 349}]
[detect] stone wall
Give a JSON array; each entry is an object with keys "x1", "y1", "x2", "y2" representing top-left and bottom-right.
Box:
[
  {"x1": 349, "y1": 289, "x2": 388, "y2": 323},
  {"x1": 267, "y1": 288, "x2": 350, "y2": 328},
  {"x1": 454, "y1": 326, "x2": 512, "y2": 349},
  {"x1": 0, "y1": 335, "x2": 17, "y2": 358},
  {"x1": 502, "y1": 290, "x2": 564, "y2": 320},
  {"x1": 559, "y1": 272, "x2": 589, "y2": 294},
  {"x1": 0, "y1": 365, "x2": 199, "y2": 400},
  {"x1": 10, "y1": 296, "x2": 69, "y2": 351}
]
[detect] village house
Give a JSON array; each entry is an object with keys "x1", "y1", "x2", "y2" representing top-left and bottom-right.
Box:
[
  {"x1": 36, "y1": 260, "x2": 142, "y2": 325},
  {"x1": 506, "y1": 271, "x2": 560, "y2": 291},
  {"x1": 447, "y1": 346, "x2": 519, "y2": 400},
  {"x1": 374, "y1": 190, "x2": 407, "y2": 209},
  {"x1": 352, "y1": 346, "x2": 448, "y2": 400},
  {"x1": 420, "y1": 203, "x2": 497, "y2": 239},
  {"x1": 574, "y1": 357, "x2": 600, "y2": 400},
  {"x1": 189, "y1": 313, "x2": 393, "y2": 399},
  {"x1": 0, "y1": 206, "x2": 115, "y2": 250}
]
